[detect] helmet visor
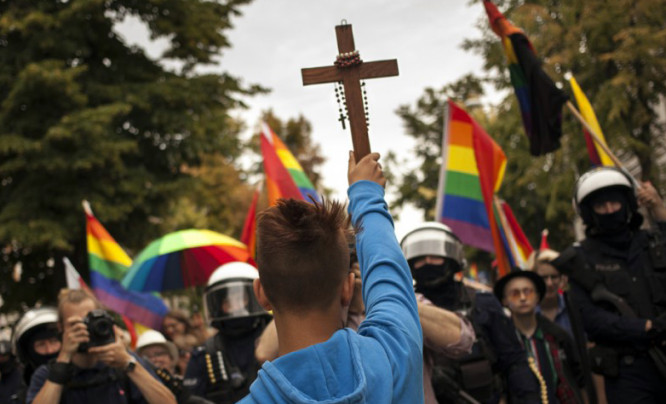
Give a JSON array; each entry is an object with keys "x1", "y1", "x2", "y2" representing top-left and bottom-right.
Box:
[{"x1": 205, "y1": 281, "x2": 265, "y2": 323}]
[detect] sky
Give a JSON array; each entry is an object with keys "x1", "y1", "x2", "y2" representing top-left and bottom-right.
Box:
[{"x1": 117, "y1": 0, "x2": 491, "y2": 239}]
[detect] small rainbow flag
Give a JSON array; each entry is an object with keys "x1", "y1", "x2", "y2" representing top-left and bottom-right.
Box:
[
  {"x1": 483, "y1": 0, "x2": 568, "y2": 156},
  {"x1": 496, "y1": 199, "x2": 534, "y2": 269},
  {"x1": 436, "y1": 100, "x2": 511, "y2": 276},
  {"x1": 569, "y1": 76, "x2": 614, "y2": 167},
  {"x1": 260, "y1": 122, "x2": 319, "y2": 206},
  {"x1": 84, "y1": 202, "x2": 168, "y2": 330}
]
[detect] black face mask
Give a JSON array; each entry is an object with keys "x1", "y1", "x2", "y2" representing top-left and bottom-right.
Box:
[
  {"x1": 412, "y1": 263, "x2": 456, "y2": 291},
  {"x1": 217, "y1": 316, "x2": 266, "y2": 338},
  {"x1": 595, "y1": 209, "x2": 628, "y2": 232}
]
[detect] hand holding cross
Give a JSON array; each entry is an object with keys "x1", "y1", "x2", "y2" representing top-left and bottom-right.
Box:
[{"x1": 301, "y1": 23, "x2": 399, "y2": 161}]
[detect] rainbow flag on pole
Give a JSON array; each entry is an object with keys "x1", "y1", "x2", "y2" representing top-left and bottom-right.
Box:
[
  {"x1": 436, "y1": 100, "x2": 511, "y2": 276},
  {"x1": 569, "y1": 76, "x2": 614, "y2": 167},
  {"x1": 260, "y1": 122, "x2": 319, "y2": 206},
  {"x1": 84, "y1": 201, "x2": 167, "y2": 330},
  {"x1": 496, "y1": 199, "x2": 534, "y2": 269},
  {"x1": 483, "y1": 0, "x2": 568, "y2": 156}
]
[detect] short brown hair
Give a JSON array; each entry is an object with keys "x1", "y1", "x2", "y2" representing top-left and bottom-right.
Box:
[
  {"x1": 256, "y1": 198, "x2": 352, "y2": 313},
  {"x1": 57, "y1": 288, "x2": 101, "y2": 325}
]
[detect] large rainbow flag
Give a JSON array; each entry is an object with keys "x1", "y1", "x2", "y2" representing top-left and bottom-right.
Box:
[
  {"x1": 436, "y1": 100, "x2": 512, "y2": 276},
  {"x1": 483, "y1": 0, "x2": 568, "y2": 156},
  {"x1": 85, "y1": 202, "x2": 167, "y2": 330},
  {"x1": 260, "y1": 122, "x2": 319, "y2": 206},
  {"x1": 569, "y1": 76, "x2": 614, "y2": 167}
]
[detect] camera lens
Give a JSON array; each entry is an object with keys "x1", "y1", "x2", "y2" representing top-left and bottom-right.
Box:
[{"x1": 93, "y1": 320, "x2": 113, "y2": 337}]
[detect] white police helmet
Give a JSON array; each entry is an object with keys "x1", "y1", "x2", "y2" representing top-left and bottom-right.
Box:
[
  {"x1": 574, "y1": 167, "x2": 635, "y2": 212},
  {"x1": 12, "y1": 307, "x2": 59, "y2": 367},
  {"x1": 204, "y1": 262, "x2": 269, "y2": 329},
  {"x1": 400, "y1": 222, "x2": 465, "y2": 269}
]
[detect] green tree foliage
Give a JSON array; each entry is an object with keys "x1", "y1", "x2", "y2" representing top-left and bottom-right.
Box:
[
  {"x1": 393, "y1": 0, "x2": 666, "y2": 253},
  {"x1": 0, "y1": 0, "x2": 263, "y2": 312}
]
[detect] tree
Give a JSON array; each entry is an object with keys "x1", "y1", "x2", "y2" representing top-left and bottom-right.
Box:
[
  {"x1": 0, "y1": 0, "x2": 263, "y2": 312},
  {"x1": 392, "y1": 0, "x2": 666, "y2": 253}
]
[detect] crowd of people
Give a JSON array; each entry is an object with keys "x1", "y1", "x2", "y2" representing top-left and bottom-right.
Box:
[{"x1": 1, "y1": 154, "x2": 666, "y2": 404}]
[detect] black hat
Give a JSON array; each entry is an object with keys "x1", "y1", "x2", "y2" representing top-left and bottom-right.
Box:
[{"x1": 493, "y1": 270, "x2": 546, "y2": 303}]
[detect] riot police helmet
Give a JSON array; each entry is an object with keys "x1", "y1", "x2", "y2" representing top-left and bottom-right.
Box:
[
  {"x1": 400, "y1": 222, "x2": 465, "y2": 270},
  {"x1": 204, "y1": 262, "x2": 270, "y2": 334},
  {"x1": 12, "y1": 306, "x2": 60, "y2": 369},
  {"x1": 573, "y1": 166, "x2": 640, "y2": 229}
]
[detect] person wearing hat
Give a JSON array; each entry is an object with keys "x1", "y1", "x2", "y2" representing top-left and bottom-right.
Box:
[
  {"x1": 136, "y1": 331, "x2": 179, "y2": 375},
  {"x1": 495, "y1": 270, "x2": 586, "y2": 404},
  {"x1": 553, "y1": 167, "x2": 666, "y2": 403},
  {"x1": 136, "y1": 331, "x2": 211, "y2": 404}
]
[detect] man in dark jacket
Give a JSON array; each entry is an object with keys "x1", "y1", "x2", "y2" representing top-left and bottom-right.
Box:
[
  {"x1": 401, "y1": 222, "x2": 541, "y2": 403},
  {"x1": 495, "y1": 270, "x2": 586, "y2": 404},
  {"x1": 554, "y1": 167, "x2": 666, "y2": 404}
]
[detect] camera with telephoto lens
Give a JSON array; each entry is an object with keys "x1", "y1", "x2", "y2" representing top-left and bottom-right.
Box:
[{"x1": 77, "y1": 309, "x2": 116, "y2": 352}]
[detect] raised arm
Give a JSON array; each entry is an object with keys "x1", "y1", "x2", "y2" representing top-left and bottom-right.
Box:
[{"x1": 347, "y1": 151, "x2": 422, "y2": 343}]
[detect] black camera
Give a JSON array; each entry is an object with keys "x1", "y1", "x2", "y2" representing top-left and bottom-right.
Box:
[{"x1": 77, "y1": 309, "x2": 116, "y2": 352}]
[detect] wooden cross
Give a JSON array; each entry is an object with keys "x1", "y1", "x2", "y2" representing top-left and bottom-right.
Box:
[{"x1": 301, "y1": 23, "x2": 399, "y2": 161}]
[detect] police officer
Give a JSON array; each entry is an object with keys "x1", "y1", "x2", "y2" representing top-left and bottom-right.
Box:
[
  {"x1": 401, "y1": 222, "x2": 541, "y2": 403},
  {"x1": 11, "y1": 306, "x2": 61, "y2": 403},
  {"x1": 184, "y1": 262, "x2": 271, "y2": 403},
  {"x1": 0, "y1": 336, "x2": 23, "y2": 403},
  {"x1": 553, "y1": 167, "x2": 666, "y2": 404}
]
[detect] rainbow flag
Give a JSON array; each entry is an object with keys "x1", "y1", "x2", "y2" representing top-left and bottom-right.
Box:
[
  {"x1": 84, "y1": 202, "x2": 167, "y2": 330},
  {"x1": 569, "y1": 76, "x2": 614, "y2": 167},
  {"x1": 497, "y1": 199, "x2": 534, "y2": 269},
  {"x1": 436, "y1": 100, "x2": 511, "y2": 276},
  {"x1": 483, "y1": 0, "x2": 568, "y2": 156},
  {"x1": 240, "y1": 184, "x2": 260, "y2": 260},
  {"x1": 261, "y1": 122, "x2": 319, "y2": 206}
]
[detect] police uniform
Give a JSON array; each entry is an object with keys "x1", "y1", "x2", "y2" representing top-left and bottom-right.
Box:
[
  {"x1": 184, "y1": 329, "x2": 263, "y2": 403},
  {"x1": 554, "y1": 167, "x2": 666, "y2": 404},
  {"x1": 401, "y1": 222, "x2": 541, "y2": 404},
  {"x1": 184, "y1": 262, "x2": 270, "y2": 403},
  {"x1": 560, "y1": 227, "x2": 666, "y2": 403}
]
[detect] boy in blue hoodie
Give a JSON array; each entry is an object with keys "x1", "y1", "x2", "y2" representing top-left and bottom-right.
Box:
[{"x1": 240, "y1": 152, "x2": 424, "y2": 403}]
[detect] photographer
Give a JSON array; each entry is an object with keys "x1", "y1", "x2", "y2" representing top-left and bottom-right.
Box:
[{"x1": 26, "y1": 289, "x2": 176, "y2": 404}]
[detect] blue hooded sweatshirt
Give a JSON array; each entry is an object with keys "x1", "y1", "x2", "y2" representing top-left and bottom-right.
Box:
[{"x1": 238, "y1": 180, "x2": 424, "y2": 403}]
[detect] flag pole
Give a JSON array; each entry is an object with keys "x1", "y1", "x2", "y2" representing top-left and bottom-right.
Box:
[
  {"x1": 435, "y1": 100, "x2": 451, "y2": 222},
  {"x1": 565, "y1": 100, "x2": 643, "y2": 188},
  {"x1": 565, "y1": 101, "x2": 626, "y2": 170},
  {"x1": 493, "y1": 196, "x2": 514, "y2": 272}
]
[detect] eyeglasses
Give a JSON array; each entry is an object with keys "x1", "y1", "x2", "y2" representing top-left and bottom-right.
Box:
[
  {"x1": 540, "y1": 274, "x2": 561, "y2": 282},
  {"x1": 506, "y1": 288, "x2": 535, "y2": 301}
]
